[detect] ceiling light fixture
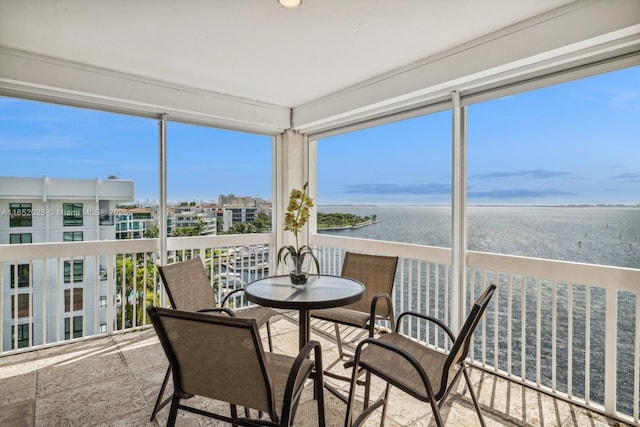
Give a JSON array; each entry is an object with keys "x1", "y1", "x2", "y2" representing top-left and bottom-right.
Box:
[{"x1": 278, "y1": 0, "x2": 302, "y2": 9}]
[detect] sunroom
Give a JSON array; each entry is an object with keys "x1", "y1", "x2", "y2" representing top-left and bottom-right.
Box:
[{"x1": 1, "y1": 0, "x2": 639, "y2": 425}]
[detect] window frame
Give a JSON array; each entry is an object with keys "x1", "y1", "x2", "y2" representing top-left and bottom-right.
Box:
[
  {"x1": 64, "y1": 287, "x2": 84, "y2": 312},
  {"x1": 63, "y1": 203, "x2": 83, "y2": 226},
  {"x1": 11, "y1": 324, "x2": 30, "y2": 349},
  {"x1": 9, "y1": 203, "x2": 32, "y2": 227},
  {"x1": 63, "y1": 231, "x2": 83, "y2": 242},
  {"x1": 10, "y1": 263, "x2": 30, "y2": 288},
  {"x1": 9, "y1": 233, "x2": 32, "y2": 244},
  {"x1": 63, "y1": 259, "x2": 84, "y2": 283},
  {"x1": 11, "y1": 294, "x2": 30, "y2": 318},
  {"x1": 64, "y1": 316, "x2": 83, "y2": 340}
]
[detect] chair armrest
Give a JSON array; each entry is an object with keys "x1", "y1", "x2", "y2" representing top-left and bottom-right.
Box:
[
  {"x1": 369, "y1": 294, "x2": 395, "y2": 336},
  {"x1": 220, "y1": 288, "x2": 245, "y2": 307},
  {"x1": 396, "y1": 311, "x2": 456, "y2": 342},
  {"x1": 197, "y1": 307, "x2": 236, "y2": 317},
  {"x1": 281, "y1": 340, "x2": 323, "y2": 423}
]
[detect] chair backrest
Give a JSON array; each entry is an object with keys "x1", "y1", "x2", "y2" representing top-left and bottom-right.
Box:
[
  {"x1": 439, "y1": 284, "x2": 496, "y2": 396},
  {"x1": 148, "y1": 306, "x2": 278, "y2": 417},
  {"x1": 340, "y1": 251, "x2": 398, "y2": 316},
  {"x1": 159, "y1": 257, "x2": 217, "y2": 311}
]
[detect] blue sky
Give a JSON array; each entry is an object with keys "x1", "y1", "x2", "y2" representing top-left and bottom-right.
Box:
[
  {"x1": 0, "y1": 65, "x2": 638, "y2": 206},
  {"x1": 319, "y1": 65, "x2": 640, "y2": 205}
]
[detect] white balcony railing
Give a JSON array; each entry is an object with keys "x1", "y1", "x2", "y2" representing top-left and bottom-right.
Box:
[
  {"x1": 2, "y1": 233, "x2": 639, "y2": 424},
  {"x1": 0, "y1": 234, "x2": 273, "y2": 353},
  {"x1": 313, "y1": 233, "x2": 640, "y2": 426}
]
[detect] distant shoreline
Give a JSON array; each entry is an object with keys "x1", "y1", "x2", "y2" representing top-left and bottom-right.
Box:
[{"x1": 318, "y1": 219, "x2": 377, "y2": 231}]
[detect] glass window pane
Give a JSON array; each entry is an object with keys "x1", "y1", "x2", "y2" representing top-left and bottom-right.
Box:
[
  {"x1": 63, "y1": 203, "x2": 83, "y2": 226},
  {"x1": 10, "y1": 233, "x2": 32, "y2": 244},
  {"x1": 65, "y1": 288, "x2": 84, "y2": 312},
  {"x1": 9, "y1": 203, "x2": 32, "y2": 227},
  {"x1": 12, "y1": 324, "x2": 30, "y2": 349},
  {"x1": 11, "y1": 294, "x2": 30, "y2": 318},
  {"x1": 467, "y1": 65, "x2": 640, "y2": 269},
  {"x1": 166, "y1": 122, "x2": 272, "y2": 236},
  {"x1": 10, "y1": 263, "x2": 30, "y2": 288},
  {"x1": 63, "y1": 231, "x2": 83, "y2": 242},
  {"x1": 64, "y1": 260, "x2": 84, "y2": 283},
  {"x1": 64, "y1": 316, "x2": 83, "y2": 339},
  {"x1": 0, "y1": 96, "x2": 158, "y2": 244},
  {"x1": 317, "y1": 111, "x2": 452, "y2": 247}
]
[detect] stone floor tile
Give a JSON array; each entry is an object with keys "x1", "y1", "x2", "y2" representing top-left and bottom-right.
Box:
[
  {"x1": 35, "y1": 374, "x2": 148, "y2": 427},
  {"x1": 36, "y1": 347, "x2": 129, "y2": 395},
  {"x1": 0, "y1": 400, "x2": 34, "y2": 427},
  {"x1": 0, "y1": 359, "x2": 36, "y2": 409}
]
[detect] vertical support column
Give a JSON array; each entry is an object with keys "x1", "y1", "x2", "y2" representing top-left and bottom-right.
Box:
[
  {"x1": 307, "y1": 137, "x2": 318, "y2": 241},
  {"x1": 158, "y1": 114, "x2": 167, "y2": 268},
  {"x1": 451, "y1": 90, "x2": 467, "y2": 333},
  {"x1": 275, "y1": 129, "x2": 308, "y2": 273}
]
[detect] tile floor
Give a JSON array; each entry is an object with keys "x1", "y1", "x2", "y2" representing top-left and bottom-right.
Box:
[{"x1": 0, "y1": 311, "x2": 630, "y2": 426}]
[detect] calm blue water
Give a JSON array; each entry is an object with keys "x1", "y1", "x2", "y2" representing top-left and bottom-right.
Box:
[
  {"x1": 318, "y1": 205, "x2": 640, "y2": 412},
  {"x1": 318, "y1": 205, "x2": 640, "y2": 269}
]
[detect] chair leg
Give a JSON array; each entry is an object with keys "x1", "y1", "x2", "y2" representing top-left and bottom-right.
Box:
[
  {"x1": 429, "y1": 399, "x2": 445, "y2": 427},
  {"x1": 230, "y1": 404, "x2": 239, "y2": 427},
  {"x1": 316, "y1": 366, "x2": 326, "y2": 427},
  {"x1": 363, "y1": 370, "x2": 372, "y2": 410},
  {"x1": 266, "y1": 320, "x2": 273, "y2": 352},
  {"x1": 379, "y1": 383, "x2": 392, "y2": 427},
  {"x1": 344, "y1": 355, "x2": 361, "y2": 427},
  {"x1": 335, "y1": 323, "x2": 344, "y2": 359},
  {"x1": 167, "y1": 394, "x2": 180, "y2": 427},
  {"x1": 150, "y1": 365, "x2": 171, "y2": 421},
  {"x1": 462, "y1": 367, "x2": 486, "y2": 427},
  {"x1": 422, "y1": 381, "x2": 445, "y2": 427}
]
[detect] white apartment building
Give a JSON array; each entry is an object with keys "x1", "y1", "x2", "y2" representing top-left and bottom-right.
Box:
[
  {"x1": 173, "y1": 210, "x2": 216, "y2": 235},
  {"x1": 115, "y1": 207, "x2": 155, "y2": 239},
  {"x1": 222, "y1": 206, "x2": 257, "y2": 232},
  {"x1": 0, "y1": 176, "x2": 134, "y2": 350}
]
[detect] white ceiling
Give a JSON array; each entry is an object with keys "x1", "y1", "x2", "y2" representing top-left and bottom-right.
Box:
[{"x1": 0, "y1": 0, "x2": 576, "y2": 109}]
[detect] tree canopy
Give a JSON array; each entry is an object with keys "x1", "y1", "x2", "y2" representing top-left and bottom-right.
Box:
[{"x1": 317, "y1": 213, "x2": 376, "y2": 229}]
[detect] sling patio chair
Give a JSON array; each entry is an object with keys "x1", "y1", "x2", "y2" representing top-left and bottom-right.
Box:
[
  {"x1": 344, "y1": 284, "x2": 496, "y2": 427},
  {"x1": 148, "y1": 306, "x2": 326, "y2": 427},
  {"x1": 150, "y1": 256, "x2": 277, "y2": 421},
  {"x1": 309, "y1": 252, "x2": 398, "y2": 401}
]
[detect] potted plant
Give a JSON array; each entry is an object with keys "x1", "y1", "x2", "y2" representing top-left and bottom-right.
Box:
[{"x1": 277, "y1": 183, "x2": 320, "y2": 286}]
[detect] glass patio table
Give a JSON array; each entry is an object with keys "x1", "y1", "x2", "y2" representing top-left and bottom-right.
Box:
[{"x1": 244, "y1": 274, "x2": 364, "y2": 350}]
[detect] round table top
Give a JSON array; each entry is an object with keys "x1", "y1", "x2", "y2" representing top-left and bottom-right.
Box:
[{"x1": 244, "y1": 274, "x2": 364, "y2": 310}]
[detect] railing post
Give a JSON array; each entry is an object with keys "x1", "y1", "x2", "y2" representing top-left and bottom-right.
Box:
[
  {"x1": 451, "y1": 90, "x2": 467, "y2": 332},
  {"x1": 604, "y1": 288, "x2": 617, "y2": 415},
  {"x1": 106, "y1": 254, "x2": 115, "y2": 334}
]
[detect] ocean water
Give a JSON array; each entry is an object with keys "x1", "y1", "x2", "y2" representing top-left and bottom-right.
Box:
[
  {"x1": 318, "y1": 205, "x2": 640, "y2": 269},
  {"x1": 318, "y1": 205, "x2": 640, "y2": 411}
]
